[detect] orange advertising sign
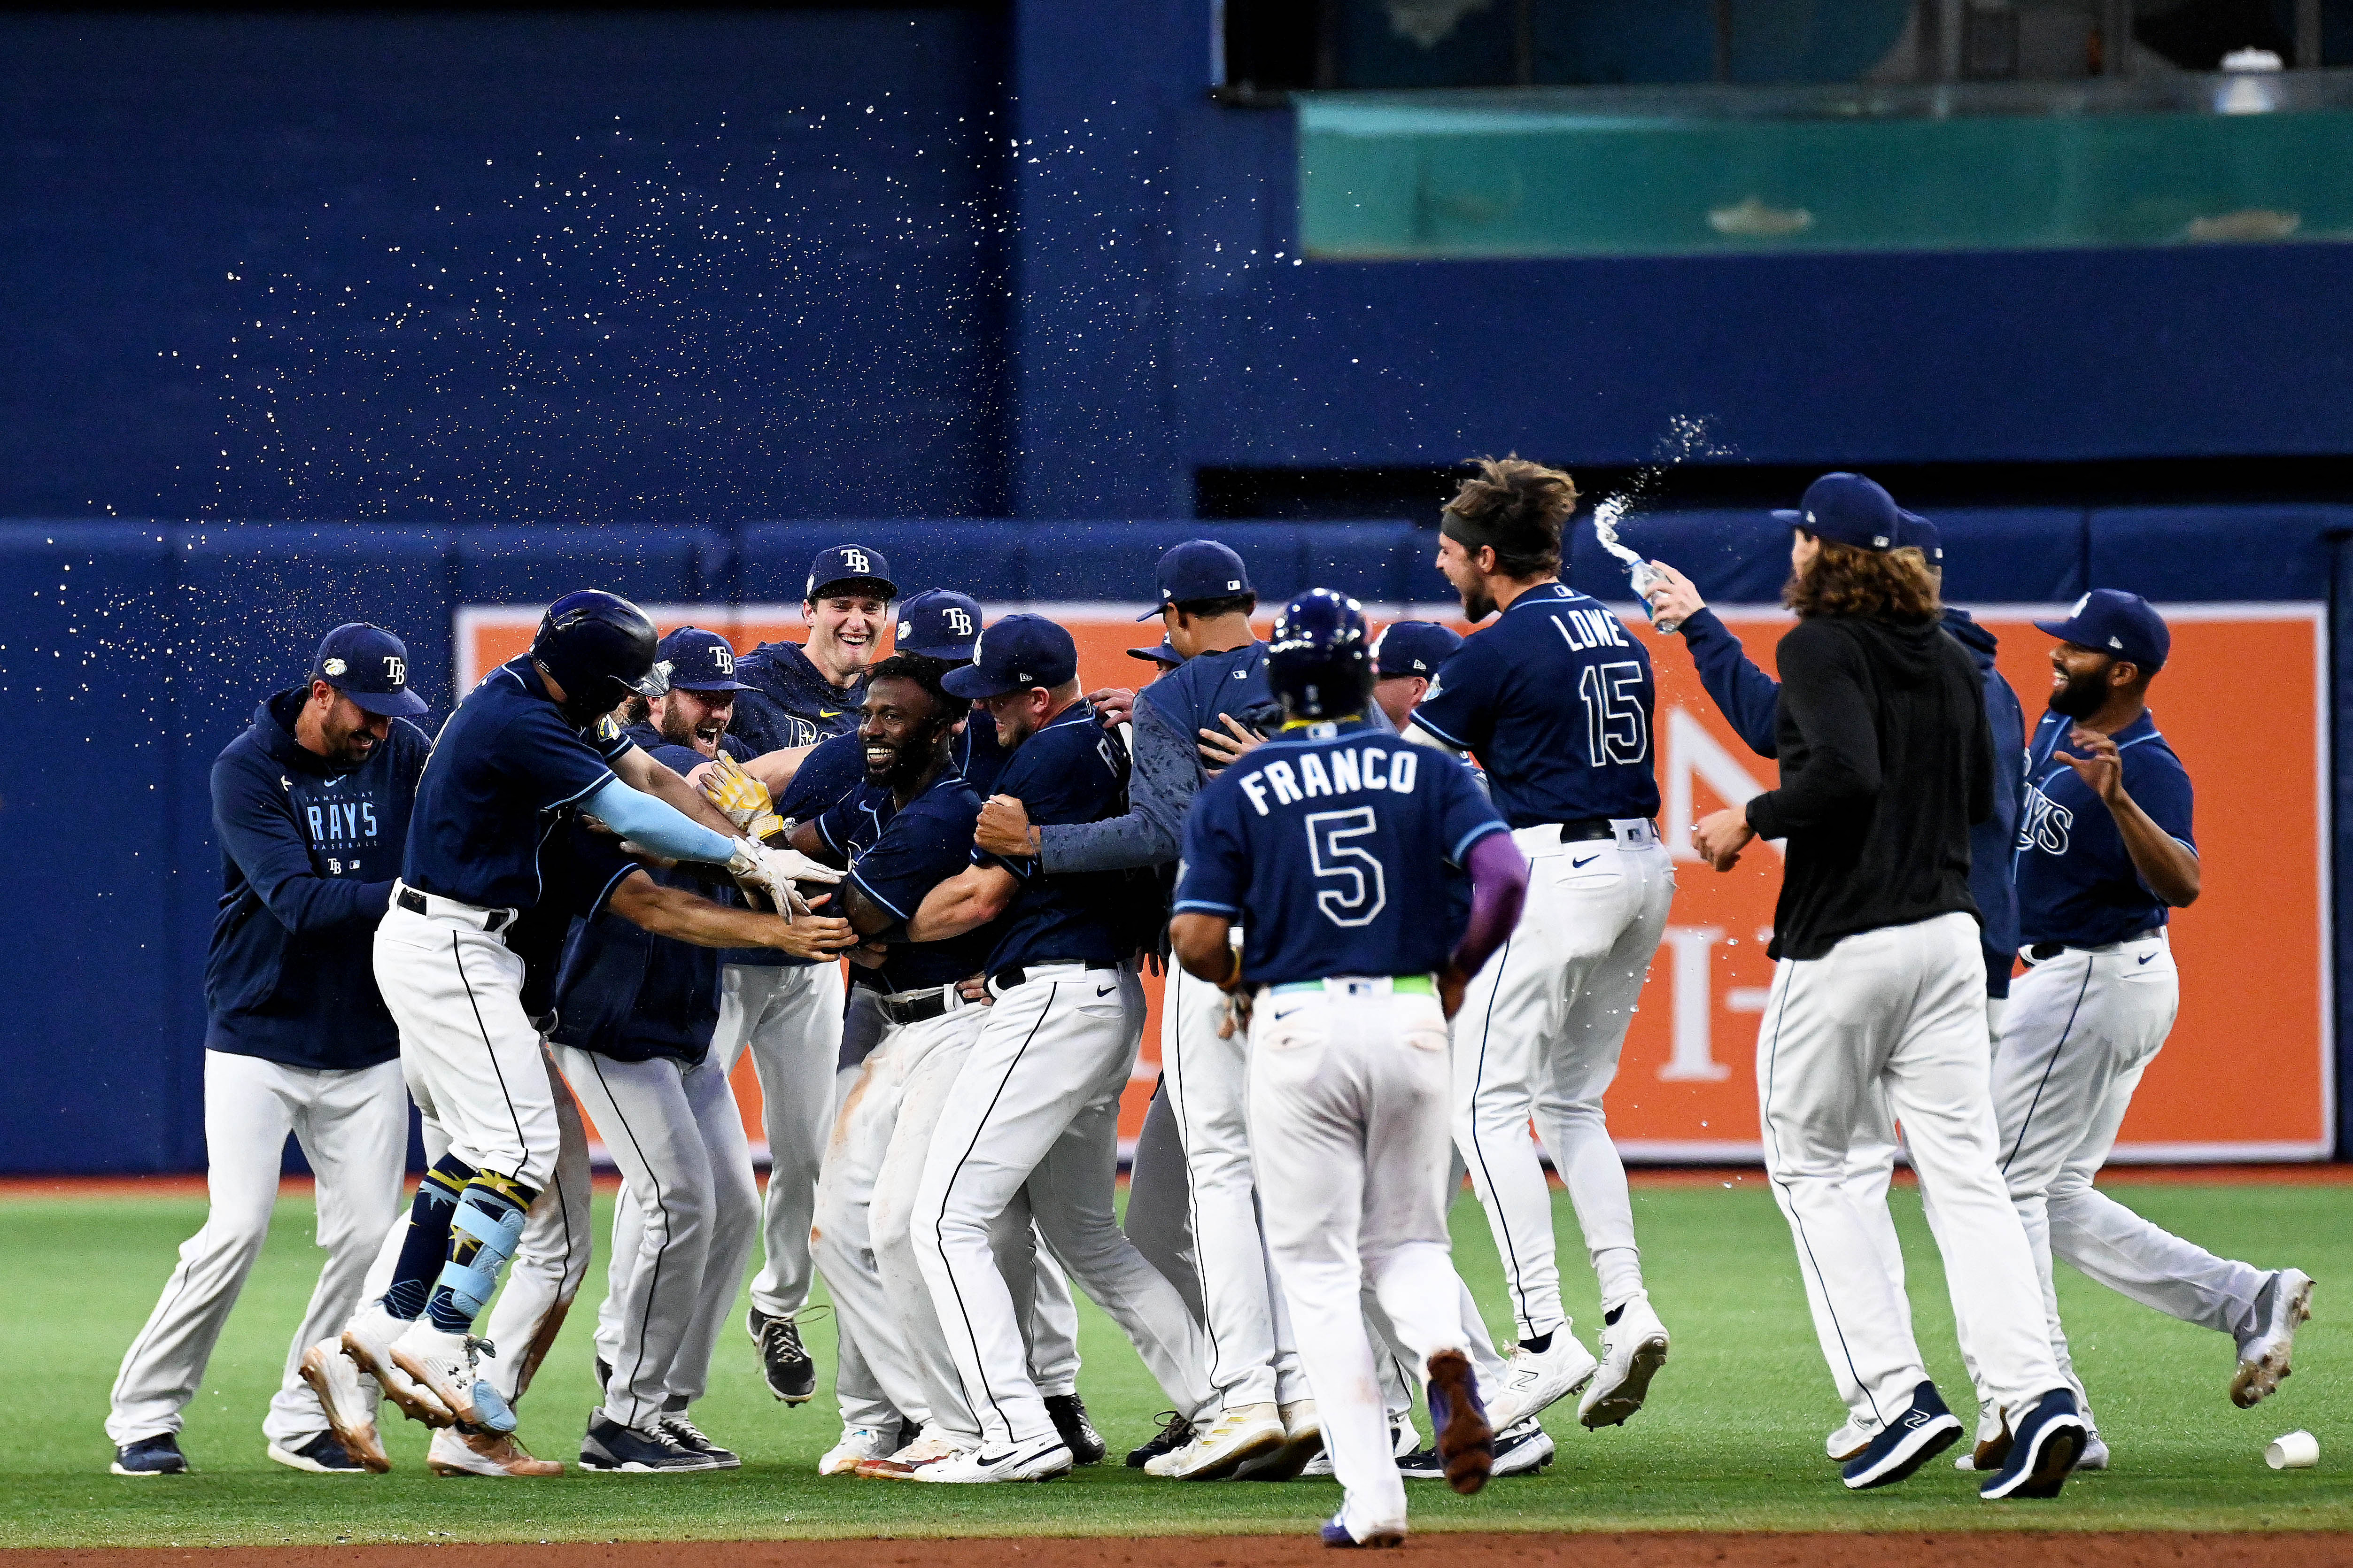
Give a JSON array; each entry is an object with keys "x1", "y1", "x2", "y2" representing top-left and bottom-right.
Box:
[{"x1": 458, "y1": 600, "x2": 2330, "y2": 1164}]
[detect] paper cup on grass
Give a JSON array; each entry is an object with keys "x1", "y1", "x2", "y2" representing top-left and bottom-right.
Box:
[{"x1": 2266, "y1": 1430, "x2": 2319, "y2": 1469}]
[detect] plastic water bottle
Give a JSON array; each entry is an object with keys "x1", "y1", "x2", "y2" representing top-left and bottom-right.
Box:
[{"x1": 1627, "y1": 560, "x2": 1680, "y2": 635}]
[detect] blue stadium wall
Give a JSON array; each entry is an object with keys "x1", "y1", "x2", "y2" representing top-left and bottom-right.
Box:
[{"x1": 3, "y1": 7, "x2": 2351, "y2": 1169}]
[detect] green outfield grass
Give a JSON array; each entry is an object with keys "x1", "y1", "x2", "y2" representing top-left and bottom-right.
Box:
[{"x1": 2, "y1": 1176, "x2": 2344, "y2": 1545}]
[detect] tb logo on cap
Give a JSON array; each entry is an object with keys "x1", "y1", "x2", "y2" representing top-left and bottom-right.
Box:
[
  {"x1": 384, "y1": 656, "x2": 407, "y2": 686},
  {"x1": 710, "y1": 647, "x2": 735, "y2": 674},
  {"x1": 843, "y1": 548, "x2": 872, "y2": 576},
  {"x1": 945, "y1": 606, "x2": 974, "y2": 636}
]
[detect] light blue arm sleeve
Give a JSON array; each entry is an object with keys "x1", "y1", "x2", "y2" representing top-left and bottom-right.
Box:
[{"x1": 581, "y1": 776, "x2": 741, "y2": 865}]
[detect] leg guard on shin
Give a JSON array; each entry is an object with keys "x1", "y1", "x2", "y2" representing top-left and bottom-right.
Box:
[
  {"x1": 385, "y1": 1156, "x2": 477, "y2": 1321},
  {"x1": 426, "y1": 1174, "x2": 536, "y2": 1334}
]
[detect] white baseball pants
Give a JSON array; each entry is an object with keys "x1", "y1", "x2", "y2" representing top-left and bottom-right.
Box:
[
  {"x1": 362, "y1": 1041, "x2": 594, "y2": 1408},
  {"x1": 561, "y1": 1047, "x2": 759, "y2": 1427},
  {"x1": 913, "y1": 965, "x2": 1211, "y2": 1451},
  {"x1": 375, "y1": 893, "x2": 559, "y2": 1190},
  {"x1": 1251, "y1": 979, "x2": 1482, "y2": 1542},
  {"x1": 109, "y1": 1051, "x2": 408, "y2": 1448},
  {"x1": 1160, "y1": 957, "x2": 1304, "y2": 1410},
  {"x1": 1122, "y1": 1075, "x2": 1203, "y2": 1320},
  {"x1": 1758, "y1": 911, "x2": 2065, "y2": 1434},
  {"x1": 1995, "y1": 935, "x2": 2266, "y2": 1391},
  {"x1": 714, "y1": 961, "x2": 844, "y2": 1321},
  {"x1": 1454, "y1": 822, "x2": 1673, "y2": 1339}
]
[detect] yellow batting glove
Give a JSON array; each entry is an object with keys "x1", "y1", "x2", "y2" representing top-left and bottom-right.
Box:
[{"x1": 700, "y1": 751, "x2": 774, "y2": 833}]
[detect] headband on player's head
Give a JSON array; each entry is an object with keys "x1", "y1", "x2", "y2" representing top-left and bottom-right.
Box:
[{"x1": 1438, "y1": 506, "x2": 1501, "y2": 556}]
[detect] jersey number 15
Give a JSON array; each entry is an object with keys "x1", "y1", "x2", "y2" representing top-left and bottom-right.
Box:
[{"x1": 1579, "y1": 661, "x2": 1649, "y2": 767}]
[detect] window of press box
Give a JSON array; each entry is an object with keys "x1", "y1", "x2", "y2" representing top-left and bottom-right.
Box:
[{"x1": 1214, "y1": 0, "x2": 2350, "y2": 97}]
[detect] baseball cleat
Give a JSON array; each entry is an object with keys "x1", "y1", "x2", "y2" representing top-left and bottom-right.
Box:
[
  {"x1": 911, "y1": 1433, "x2": 1073, "y2": 1483},
  {"x1": 1955, "y1": 1402, "x2": 2012, "y2": 1472},
  {"x1": 1235, "y1": 1397, "x2": 1324, "y2": 1482},
  {"x1": 267, "y1": 1432, "x2": 368, "y2": 1474},
  {"x1": 1045, "y1": 1393, "x2": 1106, "y2": 1466},
  {"x1": 1826, "y1": 1420, "x2": 1867, "y2": 1463},
  {"x1": 428, "y1": 1425, "x2": 563, "y2": 1477},
  {"x1": 818, "y1": 1425, "x2": 896, "y2": 1476},
  {"x1": 343, "y1": 1303, "x2": 454, "y2": 1428},
  {"x1": 658, "y1": 1411, "x2": 740, "y2": 1470},
  {"x1": 1401, "y1": 1417, "x2": 1551, "y2": 1480},
  {"x1": 580, "y1": 1409, "x2": 720, "y2": 1473},
  {"x1": 2076, "y1": 1433, "x2": 2111, "y2": 1472},
  {"x1": 389, "y1": 1324, "x2": 515, "y2": 1434},
  {"x1": 747, "y1": 1307, "x2": 816, "y2": 1405},
  {"x1": 1316, "y1": 1416, "x2": 1416, "y2": 1477},
  {"x1": 1579, "y1": 1292, "x2": 1670, "y2": 1429},
  {"x1": 299, "y1": 1338, "x2": 390, "y2": 1473},
  {"x1": 1486, "y1": 1333, "x2": 1597, "y2": 1433},
  {"x1": 1126, "y1": 1410, "x2": 1193, "y2": 1468},
  {"x1": 1320, "y1": 1512, "x2": 1406, "y2": 1549},
  {"x1": 1979, "y1": 1387, "x2": 2086, "y2": 1500},
  {"x1": 2231, "y1": 1268, "x2": 2314, "y2": 1409},
  {"x1": 1840, "y1": 1381, "x2": 1961, "y2": 1491},
  {"x1": 1146, "y1": 1400, "x2": 1286, "y2": 1480},
  {"x1": 856, "y1": 1427, "x2": 964, "y2": 1480},
  {"x1": 1424, "y1": 1349, "x2": 1493, "y2": 1496},
  {"x1": 109, "y1": 1433, "x2": 188, "y2": 1476}
]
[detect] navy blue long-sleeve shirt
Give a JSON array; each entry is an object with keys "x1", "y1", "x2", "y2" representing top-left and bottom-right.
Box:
[
  {"x1": 1679, "y1": 605, "x2": 2026, "y2": 991},
  {"x1": 204, "y1": 689, "x2": 431, "y2": 1067}
]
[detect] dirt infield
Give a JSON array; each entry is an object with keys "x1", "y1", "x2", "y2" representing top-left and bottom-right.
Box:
[{"x1": 8, "y1": 1535, "x2": 2353, "y2": 1568}]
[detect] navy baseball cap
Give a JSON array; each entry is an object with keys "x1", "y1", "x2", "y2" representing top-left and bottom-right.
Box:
[
  {"x1": 1773, "y1": 472, "x2": 1902, "y2": 552},
  {"x1": 1127, "y1": 640, "x2": 1184, "y2": 667},
  {"x1": 806, "y1": 543, "x2": 897, "y2": 602},
  {"x1": 312, "y1": 623, "x2": 427, "y2": 717},
  {"x1": 654, "y1": 627, "x2": 753, "y2": 693},
  {"x1": 943, "y1": 614, "x2": 1079, "y2": 699},
  {"x1": 1373, "y1": 620, "x2": 1463, "y2": 678},
  {"x1": 1138, "y1": 538, "x2": 1253, "y2": 620},
  {"x1": 2036, "y1": 589, "x2": 2171, "y2": 672},
  {"x1": 1897, "y1": 511, "x2": 1942, "y2": 567},
  {"x1": 896, "y1": 589, "x2": 985, "y2": 660}
]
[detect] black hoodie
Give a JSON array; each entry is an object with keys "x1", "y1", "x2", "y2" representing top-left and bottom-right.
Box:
[
  {"x1": 204, "y1": 689, "x2": 431, "y2": 1067},
  {"x1": 1744, "y1": 616, "x2": 1994, "y2": 962}
]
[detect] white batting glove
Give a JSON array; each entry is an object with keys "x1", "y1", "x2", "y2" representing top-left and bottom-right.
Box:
[{"x1": 726, "y1": 837, "x2": 844, "y2": 920}]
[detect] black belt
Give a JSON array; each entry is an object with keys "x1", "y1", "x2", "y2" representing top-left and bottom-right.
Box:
[
  {"x1": 397, "y1": 886, "x2": 511, "y2": 931},
  {"x1": 1559, "y1": 818, "x2": 1618, "y2": 842},
  {"x1": 2026, "y1": 927, "x2": 2163, "y2": 963},
  {"x1": 988, "y1": 959, "x2": 1119, "y2": 992},
  {"x1": 876, "y1": 987, "x2": 954, "y2": 1027}
]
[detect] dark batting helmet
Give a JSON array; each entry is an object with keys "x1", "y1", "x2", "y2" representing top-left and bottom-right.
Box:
[
  {"x1": 1266, "y1": 588, "x2": 1372, "y2": 721},
  {"x1": 530, "y1": 589, "x2": 661, "y2": 725}
]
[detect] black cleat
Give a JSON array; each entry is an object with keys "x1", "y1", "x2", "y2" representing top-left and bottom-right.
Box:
[
  {"x1": 1045, "y1": 1393, "x2": 1106, "y2": 1466},
  {"x1": 110, "y1": 1433, "x2": 189, "y2": 1476},
  {"x1": 746, "y1": 1307, "x2": 816, "y2": 1404},
  {"x1": 1126, "y1": 1409, "x2": 1193, "y2": 1468},
  {"x1": 266, "y1": 1431, "x2": 368, "y2": 1474},
  {"x1": 580, "y1": 1409, "x2": 720, "y2": 1473}
]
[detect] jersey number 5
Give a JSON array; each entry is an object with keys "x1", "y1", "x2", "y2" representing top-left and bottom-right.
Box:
[
  {"x1": 1578, "y1": 660, "x2": 1649, "y2": 768},
  {"x1": 1305, "y1": 807, "x2": 1388, "y2": 929}
]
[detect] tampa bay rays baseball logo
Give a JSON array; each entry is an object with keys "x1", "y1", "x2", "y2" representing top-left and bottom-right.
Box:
[
  {"x1": 2019, "y1": 784, "x2": 2074, "y2": 855},
  {"x1": 944, "y1": 605, "x2": 974, "y2": 637},
  {"x1": 843, "y1": 548, "x2": 872, "y2": 576},
  {"x1": 384, "y1": 655, "x2": 406, "y2": 686},
  {"x1": 710, "y1": 646, "x2": 735, "y2": 674}
]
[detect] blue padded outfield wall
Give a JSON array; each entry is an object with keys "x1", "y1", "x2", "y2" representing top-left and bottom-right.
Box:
[{"x1": 2, "y1": 509, "x2": 2351, "y2": 1173}]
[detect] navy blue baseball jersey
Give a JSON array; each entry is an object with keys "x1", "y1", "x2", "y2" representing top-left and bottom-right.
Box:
[
  {"x1": 622, "y1": 720, "x2": 751, "y2": 765},
  {"x1": 1175, "y1": 718, "x2": 1508, "y2": 986},
  {"x1": 1410, "y1": 583, "x2": 1660, "y2": 829},
  {"x1": 402, "y1": 657, "x2": 637, "y2": 910},
  {"x1": 2014, "y1": 710, "x2": 2195, "y2": 947},
  {"x1": 506, "y1": 811, "x2": 637, "y2": 1029},
  {"x1": 818, "y1": 772, "x2": 1000, "y2": 992},
  {"x1": 725, "y1": 729, "x2": 869, "y2": 971},
  {"x1": 206, "y1": 689, "x2": 432, "y2": 1069},
  {"x1": 975, "y1": 702, "x2": 1131, "y2": 973},
  {"x1": 731, "y1": 640, "x2": 864, "y2": 755}
]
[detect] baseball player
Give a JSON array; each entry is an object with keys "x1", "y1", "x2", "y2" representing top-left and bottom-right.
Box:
[
  {"x1": 1369, "y1": 621, "x2": 1463, "y2": 732},
  {"x1": 1689, "y1": 487, "x2": 2087, "y2": 1498},
  {"x1": 350, "y1": 590, "x2": 826, "y2": 1438},
  {"x1": 1407, "y1": 458, "x2": 1673, "y2": 1431},
  {"x1": 108, "y1": 626, "x2": 431, "y2": 1478},
  {"x1": 722, "y1": 544, "x2": 896, "y2": 1402},
  {"x1": 1640, "y1": 488, "x2": 2031, "y2": 1465},
  {"x1": 972, "y1": 542, "x2": 1312, "y2": 1481},
  {"x1": 1170, "y1": 588, "x2": 1528, "y2": 1545},
  {"x1": 1987, "y1": 590, "x2": 2311, "y2": 1463},
  {"x1": 901, "y1": 615, "x2": 1213, "y2": 1482},
  {"x1": 632, "y1": 626, "x2": 757, "y2": 762}
]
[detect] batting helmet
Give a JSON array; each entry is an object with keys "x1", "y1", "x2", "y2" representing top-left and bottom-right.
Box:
[
  {"x1": 1266, "y1": 588, "x2": 1371, "y2": 721},
  {"x1": 530, "y1": 590, "x2": 661, "y2": 725}
]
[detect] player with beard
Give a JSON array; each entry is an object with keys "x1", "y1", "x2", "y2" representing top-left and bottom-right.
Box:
[
  {"x1": 1983, "y1": 590, "x2": 2311, "y2": 1468},
  {"x1": 629, "y1": 628, "x2": 756, "y2": 763}
]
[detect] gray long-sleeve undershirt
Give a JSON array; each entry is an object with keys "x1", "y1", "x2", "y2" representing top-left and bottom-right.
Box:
[{"x1": 1037, "y1": 698, "x2": 1198, "y2": 874}]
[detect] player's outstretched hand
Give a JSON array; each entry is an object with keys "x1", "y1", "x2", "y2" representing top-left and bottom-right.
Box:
[
  {"x1": 1643, "y1": 561, "x2": 1706, "y2": 627},
  {"x1": 1691, "y1": 807, "x2": 1756, "y2": 871},
  {"x1": 703, "y1": 753, "x2": 784, "y2": 840},
  {"x1": 766, "y1": 911, "x2": 858, "y2": 962},
  {"x1": 974, "y1": 795, "x2": 1035, "y2": 857},
  {"x1": 1199, "y1": 712, "x2": 1264, "y2": 771},
  {"x1": 1086, "y1": 686, "x2": 1137, "y2": 727},
  {"x1": 728, "y1": 838, "x2": 843, "y2": 919},
  {"x1": 2058, "y1": 726, "x2": 2124, "y2": 803},
  {"x1": 1216, "y1": 988, "x2": 1254, "y2": 1040}
]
